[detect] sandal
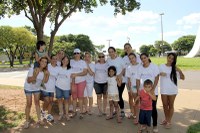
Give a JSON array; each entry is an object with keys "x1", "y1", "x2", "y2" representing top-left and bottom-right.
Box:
[
  {"x1": 117, "y1": 117, "x2": 122, "y2": 123},
  {"x1": 58, "y1": 115, "x2": 63, "y2": 121},
  {"x1": 65, "y1": 115, "x2": 70, "y2": 121},
  {"x1": 88, "y1": 110, "x2": 92, "y2": 115},
  {"x1": 23, "y1": 121, "x2": 30, "y2": 129},
  {"x1": 127, "y1": 113, "x2": 133, "y2": 119},
  {"x1": 70, "y1": 112, "x2": 77, "y2": 118},
  {"x1": 134, "y1": 119, "x2": 138, "y2": 125},
  {"x1": 165, "y1": 122, "x2": 172, "y2": 129},
  {"x1": 106, "y1": 115, "x2": 114, "y2": 120},
  {"x1": 160, "y1": 120, "x2": 167, "y2": 125},
  {"x1": 79, "y1": 114, "x2": 84, "y2": 119}
]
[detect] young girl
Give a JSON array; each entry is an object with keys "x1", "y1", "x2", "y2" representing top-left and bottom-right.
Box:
[
  {"x1": 159, "y1": 53, "x2": 185, "y2": 128},
  {"x1": 134, "y1": 79, "x2": 156, "y2": 133},
  {"x1": 55, "y1": 56, "x2": 72, "y2": 121},
  {"x1": 125, "y1": 53, "x2": 140, "y2": 123},
  {"x1": 34, "y1": 41, "x2": 50, "y2": 68},
  {"x1": 41, "y1": 55, "x2": 59, "y2": 115},
  {"x1": 106, "y1": 66, "x2": 122, "y2": 123},
  {"x1": 24, "y1": 57, "x2": 49, "y2": 129},
  {"x1": 83, "y1": 52, "x2": 95, "y2": 115}
]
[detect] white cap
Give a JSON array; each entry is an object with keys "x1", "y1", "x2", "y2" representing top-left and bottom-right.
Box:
[{"x1": 74, "y1": 48, "x2": 81, "y2": 53}]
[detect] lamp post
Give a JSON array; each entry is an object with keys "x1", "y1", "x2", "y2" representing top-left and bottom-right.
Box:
[
  {"x1": 160, "y1": 13, "x2": 164, "y2": 56},
  {"x1": 107, "y1": 39, "x2": 112, "y2": 47}
]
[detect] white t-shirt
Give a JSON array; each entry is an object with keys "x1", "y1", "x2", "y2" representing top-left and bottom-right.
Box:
[
  {"x1": 56, "y1": 61, "x2": 61, "y2": 67},
  {"x1": 107, "y1": 77, "x2": 118, "y2": 95},
  {"x1": 85, "y1": 62, "x2": 95, "y2": 83},
  {"x1": 107, "y1": 56, "x2": 126, "y2": 83},
  {"x1": 126, "y1": 63, "x2": 140, "y2": 87},
  {"x1": 55, "y1": 67, "x2": 72, "y2": 90},
  {"x1": 94, "y1": 63, "x2": 108, "y2": 83},
  {"x1": 159, "y1": 64, "x2": 180, "y2": 95},
  {"x1": 44, "y1": 64, "x2": 59, "y2": 92},
  {"x1": 24, "y1": 67, "x2": 44, "y2": 91},
  {"x1": 136, "y1": 63, "x2": 160, "y2": 95},
  {"x1": 70, "y1": 59, "x2": 87, "y2": 83}
]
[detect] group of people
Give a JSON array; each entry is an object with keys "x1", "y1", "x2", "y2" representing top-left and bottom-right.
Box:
[{"x1": 23, "y1": 41, "x2": 185, "y2": 133}]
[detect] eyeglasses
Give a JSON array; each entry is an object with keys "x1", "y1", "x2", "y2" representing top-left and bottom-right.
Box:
[
  {"x1": 74, "y1": 52, "x2": 80, "y2": 55},
  {"x1": 99, "y1": 56, "x2": 105, "y2": 58}
]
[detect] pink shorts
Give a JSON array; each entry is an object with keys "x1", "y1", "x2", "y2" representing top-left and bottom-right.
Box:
[{"x1": 71, "y1": 81, "x2": 86, "y2": 99}]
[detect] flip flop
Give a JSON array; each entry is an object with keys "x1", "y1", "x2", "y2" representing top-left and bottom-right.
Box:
[
  {"x1": 106, "y1": 116, "x2": 114, "y2": 120},
  {"x1": 117, "y1": 117, "x2": 122, "y2": 123},
  {"x1": 160, "y1": 120, "x2": 167, "y2": 125}
]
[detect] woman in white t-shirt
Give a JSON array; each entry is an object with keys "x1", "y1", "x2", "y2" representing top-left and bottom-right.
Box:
[
  {"x1": 24, "y1": 57, "x2": 49, "y2": 129},
  {"x1": 70, "y1": 48, "x2": 87, "y2": 119},
  {"x1": 125, "y1": 53, "x2": 140, "y2": 122},
  {"x1": 55, "y1": 56, "x2": 72, "y2": 121},
  {"x1": 159, "y1": 53, "x2": 185, "y2": 128},
  {"x1": 83, "y1": 52, "x2": 95, "y2": 115},
  {"x1": 136, "y1": 53, "x2": 159, "y2": 132},
  {"x1": 41, "y1": 55, "x2": 59, "y2": 115},
  {"x1": 123, "y1": 43, "x2": 141, "y2": 118},
  {"x1": 94, "y1": 53, "x2": 108, "y2": 116},
  {"x1": 107, "y1": 46, "x2": 126, "y2": 117}
]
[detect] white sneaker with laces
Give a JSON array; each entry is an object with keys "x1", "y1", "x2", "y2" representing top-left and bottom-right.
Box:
[{"x1": 153, "y1": 126, "x2": 158, "y2": 133}]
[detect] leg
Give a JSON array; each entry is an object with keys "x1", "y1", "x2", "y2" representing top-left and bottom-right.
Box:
[
  {"x1": 77, "y1": 81, "x2": 86, "y2": 119},
  {"x1": 88, "y1": 97, "x2": 93, "y2": 115},
  {"x1": 48, "y1": 96, "x2": 54, "y2": 114},
  {"x1": 106, "y1": 100, "x2": 114, "y2": 120},
  {"x1": 128, "y1": 91, "x2": 134, "y2": 117},
  {"x1": 43, "y1": 96, "x2": 50, "y2": 112},
  {"x1": 168, "y1": 95, "x2": 176, "y2": 123},
  {"x1": 57, "y1": 98, "x2": 64, "y2": 120},
  {"x1": 152, "y1": 96, "x2": 158, "y2": 132},
  {"x1": 117, "y1": 83, "x2": 125, "y2": 110},
  {"x1": 25, "y1": 94, "x2": 32, "y2": 122},
  {"x1": 34, "y1": 92, "x2": 43, "y2": 126},
  {"x1": 161, "y1": 94, "x2": 169, "y2": 125},
  {"x1": 97, "y1": 94, "x2": 103, "y2": 115},
  {"x1": 64, "y1": 99, "x2": 70, "y2": 121},
  {"x1": 114, "y1": 101, "x2": 121, "y2": 123},
  {"x1": 103, "y1": 94, "x2": 107, "y2": 114}
]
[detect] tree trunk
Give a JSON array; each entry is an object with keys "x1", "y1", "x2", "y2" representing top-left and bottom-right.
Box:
[
  {"x1": 36, "y1": 27, "x2": 44, "y2": 41},
  {"x1": 48, "y1": 31, "x2": 57, "y2": 56},
  {"x1": 19, "y1": 54, "x2": 23, "y2": 64}
]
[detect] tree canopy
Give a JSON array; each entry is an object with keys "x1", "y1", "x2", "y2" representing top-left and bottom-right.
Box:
[{"x1": 0, "y1": 0, "x2": 140, "y2": 55}]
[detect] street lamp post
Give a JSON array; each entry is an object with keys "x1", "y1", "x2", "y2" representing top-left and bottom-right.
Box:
[
  {"x1": 160, "y1": 13, "x2": 164, "y2": 56},
  {"x1": 107, "y1": 39, "x2": 112, "y2": 47}
]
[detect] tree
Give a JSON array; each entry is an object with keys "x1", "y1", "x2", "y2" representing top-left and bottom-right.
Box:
[
  {"x1": 0, "y1": 26, "x2": 18, "y2": 67},
  {"x1": 13, "y1": 27, "x2": 36, "y2": 64},
  {"x1": 1, "y1": 0, "x2": 140, "y2": 55},
  {"x1": 154, "y1": 40, "x2": 171, "y2": 56},
  {"x1": 149, "y1": 45, "x2": 158, "y2": 56},
  {"x1": 172, "y1": 35, "x2": 195, "y2": 55},
  {"x1": 139, "y1": 44, "x2": 150, "y2": 54},
  {"x1": 116, "y1": 48, "x2": 124, "y2": 57}
]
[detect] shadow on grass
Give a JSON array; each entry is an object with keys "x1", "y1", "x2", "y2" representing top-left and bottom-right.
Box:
[{"x1": 0, "y1": 105, "x2": 25, "y2": 132}]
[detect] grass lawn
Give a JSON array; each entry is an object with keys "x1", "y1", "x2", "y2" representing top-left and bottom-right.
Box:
[
  {"x1": 187, "y1": 122, "x2": 200, "y2": 133},
  {"x1": 151, "y1": 57, "x2": 200, "y2": 70}
]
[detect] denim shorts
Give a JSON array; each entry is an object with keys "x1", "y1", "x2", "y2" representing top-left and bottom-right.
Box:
[
  {"x1": 24, "y1": 89, "x2": 41, "y2": 95},
  {"x1": 41, "y1": 90, "x2": 54, "y2": 97},
  {"x1": 139, "y1": 109, "x2": 152, "y2": 126},
  {"x1": 55, "y1": 86, "x2": 70, "y2": 100}
]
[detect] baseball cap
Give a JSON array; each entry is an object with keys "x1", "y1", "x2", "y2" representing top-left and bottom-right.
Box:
[{"x1": 74, "y1": 48, "x2": 81, "y2": 53}]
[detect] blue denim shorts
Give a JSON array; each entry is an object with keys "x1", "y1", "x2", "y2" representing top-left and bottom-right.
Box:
[
  {"x1": 41, "y1": 90, "x2": 54, "y2": 97},
  {"x1": 24, "y1": 89, "x2": 41, "y2": 95},
  {"x1": 139, "y1": 109, "x2": 152, "y2": 126},
  {"x1": 55, "y1": 86, "x2": 70, "y2": 100}
]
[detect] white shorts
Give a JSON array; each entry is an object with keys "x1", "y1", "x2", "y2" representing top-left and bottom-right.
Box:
[{"x1": 84, "y1": 82, "x2": 94, "y2": 97}]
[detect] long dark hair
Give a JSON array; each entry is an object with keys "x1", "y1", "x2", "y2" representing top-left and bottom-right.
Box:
[
  {"x1": 108, "y1": 66, "x2": 117, "y2": 77},
  {"x1": 61, "y1": 56, "x2": 71, "y2": 70},
  {"x1": 140, "y1": 53, "x2": 151, "y2": 63},
  {"x1": 36, "y1": 40, "x2": 46, "y2": 50},
  {"x1": 168, "y1": 53, "x2": 177, "y2": 85}
]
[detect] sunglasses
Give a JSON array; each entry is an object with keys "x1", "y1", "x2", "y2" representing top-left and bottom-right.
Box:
[
  {"x1": 74, "y1": 52, "x2": 80, "y2": 55},
  {"x1": 99, "y1": 56, "x2": 105, "y2": 58}
]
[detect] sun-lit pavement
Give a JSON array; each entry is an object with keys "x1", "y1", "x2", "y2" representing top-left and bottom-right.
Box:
[{"x1": 1, "y1": 70, "x2": 200, "y2": 133}]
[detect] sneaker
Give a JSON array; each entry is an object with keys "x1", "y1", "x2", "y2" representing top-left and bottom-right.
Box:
[
  {"x1": 23, "y1": 121, "x2": 30, "y2": 129},
  {"x1": 120, "y1": 111, "x2": 125, "y2": 118},
  {"x1": 153, "y1": 126, "x2": 158, "y2": 133}
]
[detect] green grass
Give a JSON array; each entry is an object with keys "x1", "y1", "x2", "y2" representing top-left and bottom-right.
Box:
[
  {"x1": 0, "y1": 85, "x2": 23, "y2": 90},
  {"x1": 187, "y1": 122, "x2": 200, "y2": 133},
  {"x1": 0, "y1": 60, "x2": 29, "y2": 65},
  {"x1": 0, "y1": 106, "x2": 25, "y2": 132},
  {"x1": 151, "y1": 57, "x2": 200, "y2": 70}
]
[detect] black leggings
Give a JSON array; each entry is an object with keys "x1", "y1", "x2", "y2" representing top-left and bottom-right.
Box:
[
  {"x1": 152, "y1": 95, "x2": 158, "y2": 126},
  {"x1": 117, "y1": 83, "x2": 125, "y2": 110}
]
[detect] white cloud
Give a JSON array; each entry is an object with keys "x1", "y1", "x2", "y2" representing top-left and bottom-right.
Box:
[
  {"x1": 128, "y1": 26, "x2": 156, "y2": 34},
  {"x1": 176, "y1": 13, "x2": 200, "y2": 25},
  {"x1": 164, "y1": 31, "x2": 186, "y2": 37},
  {"x1": 183, "y1": 25, "x2": 193, "y2": 30}
]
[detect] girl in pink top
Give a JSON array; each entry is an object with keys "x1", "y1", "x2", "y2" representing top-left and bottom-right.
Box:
[{"x1": 134, "y1": 79, "x2": 156, "y2": 133}]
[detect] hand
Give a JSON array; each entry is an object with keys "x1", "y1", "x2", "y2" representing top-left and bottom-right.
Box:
[
  {"x1": 176, "y1": 66, "x2": 181, "y2": 72},
  {"x1": 160, "y1": 72, "x2": 167, "y2": 76},
  {"x1": 71, "y1": 73, "x2": 77, "y2": 78}
]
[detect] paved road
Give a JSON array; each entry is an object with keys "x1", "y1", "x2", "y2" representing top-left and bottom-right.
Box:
[{"x1": 0, "y1": 70, "x2": 199, "y2": 90}]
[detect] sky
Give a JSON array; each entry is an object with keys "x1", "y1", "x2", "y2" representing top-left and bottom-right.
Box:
[{"x1": 0, "y1": 0, "x2": 200, "y2": 52}]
